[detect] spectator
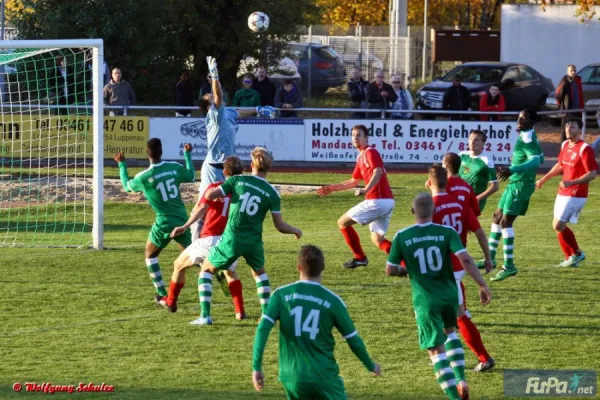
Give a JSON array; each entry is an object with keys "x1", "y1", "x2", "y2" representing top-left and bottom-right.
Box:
[
  {"x1": 274, "y1": 79, "x2": 302, "y2": 118},
  {"x1": 175, "y1": 71, "x2": 194, "y2": 117},
  {"x1": 365, "y1": 71, "x2": 397, "y2": 118},
  {"x1": 81, "y1": 49, "x2": 110, "y2": 103},
  {"x1": 346, "y1": 66, "x2": 369, "y2": 118},
  {"x1": 233, "y1": 74, "x2": 261, "y2": 108},
  {"x1": 251, "y1": 66, "x2": 276, "y2": 106},
  {"x1": 556, "y1": 64, "x2": 584, "y2": 141},
  {"x1": 103, "y1": 67, "x2": 136, "y2": 116},
  {"x1": 199, "y1": 73, "x2": 229, "y2": 104},
  {"x1": 479, "y1": 85, "x2": 505, "y2": 121},
  {"x1": 390, "y1": 75, "x2": 413, "y2": 119},
  {"x1": 52, "y1": 56, "x2": 74, "y2": 115},
  {"x1": 443, "y1": 75, "x2": 470, "y2": 120}
]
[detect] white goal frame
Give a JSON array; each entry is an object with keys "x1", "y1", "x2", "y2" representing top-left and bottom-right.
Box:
[{"x1": 0, "y1": 39, "x2": 104, "y2": 249}]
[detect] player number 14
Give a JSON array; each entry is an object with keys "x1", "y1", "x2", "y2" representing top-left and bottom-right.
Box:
[
  {"x1": 414, "y1": 246, "x2": 443, "y2": 274},
  {"x1": 290, "y1": 306, "x2": 320, "y2": 340}
]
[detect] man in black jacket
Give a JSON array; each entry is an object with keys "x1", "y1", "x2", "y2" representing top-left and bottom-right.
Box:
[
  {"x1": 443, "y1": 75, "x2": 470, "y2": 120},
  {"x1": 347, "y1": 67, "x2": 369, "y2": 119},
  {"x1": 365, "y1": 71, "x2": 398, "y2": 119},
  {"x1": 251, "y1": 66, "x2": 276, "y2": 106}
]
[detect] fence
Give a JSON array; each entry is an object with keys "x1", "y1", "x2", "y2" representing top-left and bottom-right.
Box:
[{"x1": 298, "y1": 25, "x2": 433, "y2": 90}]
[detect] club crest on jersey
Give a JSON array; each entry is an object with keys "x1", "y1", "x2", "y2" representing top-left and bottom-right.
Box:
[
  {"x1": 571, "y1": 152, "x2": 577, "y2": 161},
  {"x1": 462, "y1": 166, "x2": 469, "y2": 174}
]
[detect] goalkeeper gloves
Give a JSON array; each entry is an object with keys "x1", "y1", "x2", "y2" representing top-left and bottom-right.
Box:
[
  {"x1": 256, "y1": 106, "x2": 275, "y2": 118},
  {"x1": 206, "y1": 56, "x2": 219, "y2": 81}
]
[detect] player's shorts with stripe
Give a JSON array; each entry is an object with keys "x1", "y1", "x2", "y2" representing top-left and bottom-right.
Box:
[
  {"x1": 149, "y1": 222, "x2": 191, "y2": 249},
  {"x1": 281, "y1": 377, "x2": 346, "y2": 400},
  {"x1": 554, "y1": 195, "x2": 587, "y2": 224},
  {"x1": 347, "y1": 199, "x2": 395, "y2": 235},
  {"x1": 199, "y1": 163, "x2": 225, "y2": 197},
  {"x1": 207, "y1": 235, "x2": 264, "y2": 272},
  {"x1": 183, "y1": 235, "x2": 237, "y2": 271},
  {"x1": 414, "y1": 300, "x2": 458, "y2": 350},
  {"x1": 454, "y1": 270, "x2": 465, "y2": 306},
  {"x1": 497, "y1": 183, "x2": 535, "y2": 216}
]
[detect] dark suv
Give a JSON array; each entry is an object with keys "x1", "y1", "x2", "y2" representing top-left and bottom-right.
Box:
[
  {"x1": 289, "y1": 43, "x2": 347, "y2": 92},
  {"x1": 415, "y1": 62, "x2": 555, "y2": 115}
]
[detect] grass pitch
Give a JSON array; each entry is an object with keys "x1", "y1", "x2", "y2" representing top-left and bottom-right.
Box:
[{"x1": 1, "y1": 173, "x2": 599, "y2": 399}]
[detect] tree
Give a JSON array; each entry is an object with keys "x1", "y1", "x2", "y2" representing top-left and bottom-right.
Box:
[
  {"x1": 315, "y1": 0, "x2": 389, "y2": 27},
  {"x1": 7, "y1": 0, "x2": 317, "y2": 104},
  {"x1": 313, "y1": 0, "x2": 599, "y2": 31}
]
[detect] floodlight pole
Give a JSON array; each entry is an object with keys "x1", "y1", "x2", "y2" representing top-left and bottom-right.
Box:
[
  {"x1": 1, "y1": 0, "x2": 5, "y2": 41},
  {"x1": 422, "y1": 0, "x2": 428, "y2": 81}
]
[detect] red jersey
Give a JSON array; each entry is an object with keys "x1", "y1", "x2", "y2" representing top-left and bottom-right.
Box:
[
  {"x1": 446, "y1": 176, "x2": 481, "y2": 217},
  {"x1": 558, "y1": 140, "x2": 598, "y2": 198},
  {"x1": 352, "y1": 146, "x2": 393, "y2": 200},
  {"x1": 433, "y1": 193, "x2": 481, "y2": 271},
  {"x1": 198, "y1": 181, "x2": 232, "y2": 237}
]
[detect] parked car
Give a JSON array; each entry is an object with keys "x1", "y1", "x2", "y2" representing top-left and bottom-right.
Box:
[
  {"x1": 544, "y1": 62, "x2": 600, "y2": 126},
  {"x1": 238, "y1": 56, "x2": 302, "y2": 88},
  {"x1": 415, "y1": 62, "x2": 554, "y2": 117},
  {"x1": 288, "y1": 43, "x2": 347, "y2": 92}
]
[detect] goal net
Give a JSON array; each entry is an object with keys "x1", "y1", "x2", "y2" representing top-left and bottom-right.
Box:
[{"x1": 0, "y1": 40, "x2": 104, "y2": 248}]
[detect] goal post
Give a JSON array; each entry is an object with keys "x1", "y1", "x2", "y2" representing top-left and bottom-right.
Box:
[{"x1": 0, "y1": 39, "x2": 104, "y2": 249}]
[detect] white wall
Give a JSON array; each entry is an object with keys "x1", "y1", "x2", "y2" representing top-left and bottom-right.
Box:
[{"x1": 501, "y1": 4, "x2": 600, "y2": 86}]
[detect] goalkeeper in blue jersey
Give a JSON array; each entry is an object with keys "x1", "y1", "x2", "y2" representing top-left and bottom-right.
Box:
[
  {"x1": 114, "y1": 139, "x2": 195, "y2": 302},
  {"x1": 191, "y1": 56, "x2": 275, "y2": 239}
]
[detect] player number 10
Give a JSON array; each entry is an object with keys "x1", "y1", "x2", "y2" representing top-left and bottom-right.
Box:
[
  {"x1": 289, "y1": 306, "x2": 320, "y2": 340},
  {"x1": 414, "y1": 246, "x2": 443, "y2": 274}
]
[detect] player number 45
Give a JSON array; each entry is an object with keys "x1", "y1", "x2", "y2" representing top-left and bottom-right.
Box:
[
  {"x1": 442, "y1": 213, "x2": 463, "y2": 234},
  {"x1": 290, "y1": 306, "x2": 320, "y2": 340},
  {"x1": 414, "y1": 246, "x2": 443, "y2": 274}
]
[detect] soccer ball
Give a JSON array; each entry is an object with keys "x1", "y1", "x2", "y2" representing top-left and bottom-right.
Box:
[{"x1": 248, "y1": 12, "x2": 269, "y2": 33}]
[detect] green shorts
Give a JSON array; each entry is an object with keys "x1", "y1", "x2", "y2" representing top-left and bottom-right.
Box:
[
  {"x1": 415, "y1": 302, "x2": 458, "y2": 350},
  {"x1": 148, "y1": 223, "x2": 192, "y2": 250},
  {"x1": 282, "y1": 378, "x2": 346, "y2": 400},
  {"x1": 478, "y1": 198, "x2": 488, "y2": 213},
  {"x1": 207, "y1": 236, "x2": 264, "y2": 271},
  {"x1": 497, "y1": 183, "x2": 535, "y2": 216}
]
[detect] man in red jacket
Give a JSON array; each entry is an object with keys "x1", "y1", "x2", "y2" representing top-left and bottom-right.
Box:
[{"x1": 556, "y1": 64, "x2": 584, "y2": 142}]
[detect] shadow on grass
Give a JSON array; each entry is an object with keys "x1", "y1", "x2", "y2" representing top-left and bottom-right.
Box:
[
  {"x1": 0, "y1": 386, "x2": 453, "y2": 400},
  {"x1": 477, "y1": 310, "x2": 600, "y2": 320}
]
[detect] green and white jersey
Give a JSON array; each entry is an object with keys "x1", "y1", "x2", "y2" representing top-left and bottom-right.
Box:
[
  {"x1": 261, "y1": 280, "x2": 358, "y2": 382},
  {"x1": 459, "y1": 151, "x2": 497, "y2": 196},
  {"x1": 509, "y1": 129, "x2": 544, "y2": 186},
  {"x1": 219, "y1": 175, "x2": 281, "y2": 241},
  {"x1": 387, "y1": 223, "x2": 466, "y2": 309},
  {"x1": 118, "y1": 152, "x2": 195, "y2": 227}
]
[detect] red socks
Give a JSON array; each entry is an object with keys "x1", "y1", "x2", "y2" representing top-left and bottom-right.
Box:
[
  {"x1": 228, "y1": 279, "x2": 245, "y2": 315},
  {"x1": 457, "y1": 315, "x2": 491, "y2": 363},
  {"x1": 340, "y1": 226, "x2": 366, "y2": 260},
  {"x1": 378, "y1": 239, "x2": 392, "y2": 255},
  {"x1": 167, "y1": 281, "x2": 185, "y2": 306},
  {"x1": 558, "y1": 227, "x2": 579, "y2": 258}
]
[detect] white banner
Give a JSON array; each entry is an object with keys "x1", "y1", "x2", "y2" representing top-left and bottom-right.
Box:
[
  {"x1": 149, "y1": 117, "x2": 305, "y2": 161},
  {"x1": 305, "y1": 119, "x2": 518, "y2": 165}
]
